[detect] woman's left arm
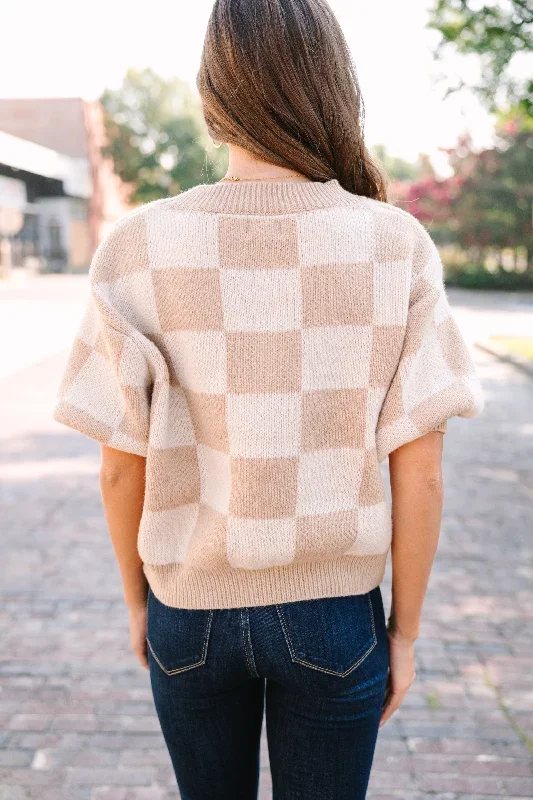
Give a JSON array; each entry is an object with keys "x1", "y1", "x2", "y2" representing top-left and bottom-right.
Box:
[{"x1": 100, "y1": 445, "x2": 149, "y2": 669}]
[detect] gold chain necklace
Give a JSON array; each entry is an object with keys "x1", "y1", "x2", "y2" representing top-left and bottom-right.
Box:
[{"x1": 219, "y1": 173, "x2": 309, "y2": 182}]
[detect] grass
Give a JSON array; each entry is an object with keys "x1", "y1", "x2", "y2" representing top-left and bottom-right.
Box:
[
  {"x1": 490, "y1": 336, "x2": 533, "y2": 362},
  {"x1": 483, "y1": 670, "x2": 533, "y2": 757},
  {"x1": 425, "y1": 692, "x2": 442, "y2": 711}
]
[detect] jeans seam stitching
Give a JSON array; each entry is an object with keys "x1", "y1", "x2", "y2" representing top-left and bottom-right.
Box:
[
  {"x1": 244, "y1": 609, "x2": 260, "y2": 677},
  {"x1": 240, "y1": 609, "x2": 258, "y2": 677}
]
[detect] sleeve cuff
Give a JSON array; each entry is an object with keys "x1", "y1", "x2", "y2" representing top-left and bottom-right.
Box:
[
  {"x1": 53, "y1": 401, "x2": 148, "y2": 457},
  {"x1": 432, "y1": 420, "x2": 448, "y2": 433}
]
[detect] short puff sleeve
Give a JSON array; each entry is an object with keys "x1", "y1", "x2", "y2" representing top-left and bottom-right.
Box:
[
  {"x1": 375, "y1": 224, "x2": 484, "y2": 462},
  {"x1": 53, "y1": 220, "x2": 153, "y2": 456}
]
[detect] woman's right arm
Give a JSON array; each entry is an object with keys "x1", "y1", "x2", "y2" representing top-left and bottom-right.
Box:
[{"x1": 379, "y1": 430, "x2": 444, "y2": 727}]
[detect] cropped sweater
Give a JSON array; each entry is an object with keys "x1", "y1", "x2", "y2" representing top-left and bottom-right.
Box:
[{"x1": 53, "y1": 178, "x2": 484, "y2": 609}]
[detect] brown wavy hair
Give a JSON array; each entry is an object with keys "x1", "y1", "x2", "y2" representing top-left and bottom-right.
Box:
[{"x1": 197, "y1": 0, "x2": 388, "y2": 201}]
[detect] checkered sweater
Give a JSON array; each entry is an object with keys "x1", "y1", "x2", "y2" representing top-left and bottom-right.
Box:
[{"x1": 54, "y1": 178, "x2": 484, "y2": 609}]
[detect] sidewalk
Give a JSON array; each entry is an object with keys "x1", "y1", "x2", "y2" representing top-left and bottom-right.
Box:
[
  {"x1": 0, "y1": 273, "x2": 89, "y2": 378},
  {"x1": 447, "y1": 287, "x2": 533, "y2": 376},
  {"x1": 1, "y1": 278, "x2": 532, "y2": 798}
]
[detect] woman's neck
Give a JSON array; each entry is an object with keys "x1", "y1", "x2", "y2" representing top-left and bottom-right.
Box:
[{"x1": 223, "y1": 143, "x2": 311, "y2": 181}]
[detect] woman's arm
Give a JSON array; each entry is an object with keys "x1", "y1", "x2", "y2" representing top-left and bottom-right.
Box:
[
  {"x1": 100, "y1": 445, "x2": 149, "y2": 669},
  {"x1": 380, "y1": 430, "x2": 444, "y2": 726},
  {"x1": 388, "y1": 430, "x2": 444, "y2": 639}
]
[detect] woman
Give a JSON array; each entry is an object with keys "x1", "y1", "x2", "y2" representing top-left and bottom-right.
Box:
[{"x1": 53, "y1": 0, "x2": 484, "y2": 797}]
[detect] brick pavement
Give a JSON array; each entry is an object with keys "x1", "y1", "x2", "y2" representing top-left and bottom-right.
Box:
[{"x1": 1, "y1": 281, "x2": 532, "y2": 799}]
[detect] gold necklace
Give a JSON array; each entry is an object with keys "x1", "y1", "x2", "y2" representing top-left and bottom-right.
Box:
[{"x1": 219, "y1": 173, "x2": 309, "y2": 182}]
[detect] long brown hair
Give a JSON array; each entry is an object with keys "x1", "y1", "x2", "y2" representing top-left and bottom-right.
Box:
[{"x1": 197, "y1": 0, "x2": 388, "y2": 201}]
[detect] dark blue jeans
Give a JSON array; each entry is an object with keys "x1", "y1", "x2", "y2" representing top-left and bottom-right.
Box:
[{"x1": 147, "y1": 584, "x2": 389, "y2": 800}]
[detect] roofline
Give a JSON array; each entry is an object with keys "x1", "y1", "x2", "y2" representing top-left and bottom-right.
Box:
[{"x1": 0, "y1": 131, "x2": 92, "y2": 198}]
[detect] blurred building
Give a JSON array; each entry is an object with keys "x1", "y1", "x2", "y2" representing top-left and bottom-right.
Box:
[{"x1": 0, "y1": 98, "x2": 130, "y2": 274}]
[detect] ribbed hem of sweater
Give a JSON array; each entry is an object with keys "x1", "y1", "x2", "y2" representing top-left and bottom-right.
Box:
[{"x1": 143, "y1": 553, "x2": 388, "y2": 610}]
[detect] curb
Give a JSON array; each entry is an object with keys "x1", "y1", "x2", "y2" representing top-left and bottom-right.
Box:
[{"x1": 474, "y1": 340, "x2": 533, "y2": 380}]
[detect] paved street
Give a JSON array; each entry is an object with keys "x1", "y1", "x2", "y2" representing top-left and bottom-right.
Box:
[{"x1": 1, "y1": 275, "x2": 532, "y2": 799}]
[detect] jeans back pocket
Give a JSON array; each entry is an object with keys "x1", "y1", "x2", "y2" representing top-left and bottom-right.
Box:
[
  {"x1": 276, "y1": 590, "x2": 377, "y2": 677},
  {"x1": 146, "y1": 587, "x2": 214, "y2": 676}
]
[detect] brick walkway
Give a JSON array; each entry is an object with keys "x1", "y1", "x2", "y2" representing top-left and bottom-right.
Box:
[{"x1": 1, "y1": 278, "x2": 532, "y2": 799}]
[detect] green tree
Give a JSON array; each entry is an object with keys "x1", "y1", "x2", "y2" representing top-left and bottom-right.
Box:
[
  {"x1": 100, "y1": 68, "x2": 227, "y2": 205},
  {"x1": 371, "y1": 144, "x2": 421, "y2": 181},
  {"x1": 428, "y1": 0, "x2": 533, "y2": 116},
  {"x1": 436, "y1": 121, "x2": 533, "y2": 269},
  {"x1": 396, "y1": 118, "x2": 533, "y2": 276}
]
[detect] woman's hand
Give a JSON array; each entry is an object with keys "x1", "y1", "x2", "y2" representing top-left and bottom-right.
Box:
[
  {"x1": 129, "y1": 603, "x2": 149, "y2": 670},
  {"x1": 379, "y1": 630, "x2": 417, "y2": 727}
]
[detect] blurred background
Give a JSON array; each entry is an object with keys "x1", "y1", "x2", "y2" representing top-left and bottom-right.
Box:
[{"x1": 0, "y1": 1, "x2": 532, "y2": 798}]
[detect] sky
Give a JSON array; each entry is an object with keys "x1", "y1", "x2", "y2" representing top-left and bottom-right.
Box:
[{"x1": 1, "y1": 0, "x2": 496, "y2": 176}]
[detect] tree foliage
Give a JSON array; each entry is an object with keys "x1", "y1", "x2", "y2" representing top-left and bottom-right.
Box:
[
  {"x1": 371, "y1": 144, "x2": 421, "y2": 182},
  {"x1": 428, "y1": 0, "x2": 533, "y2": 116},
  {"x1": 446, "y1": 121, "x2": 533, "y2": 259},
  {"x1": 400, "y1": 118, "x2": 533, "y2": 270},
  {"x1": 100, "y1": 68, "x2": 227, "y2": 205}
]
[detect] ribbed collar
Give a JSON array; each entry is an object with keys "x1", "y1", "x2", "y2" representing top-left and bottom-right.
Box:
[{"x1": 170, "y1": 178, "x2": 358, "y2": 215}]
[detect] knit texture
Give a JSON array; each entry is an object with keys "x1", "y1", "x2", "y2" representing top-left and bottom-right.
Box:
[{"x1": 53, "y1": 178, "x2": 484, "y2": 609}]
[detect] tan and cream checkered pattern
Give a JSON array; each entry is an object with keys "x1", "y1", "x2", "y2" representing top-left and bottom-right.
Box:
[{"x1": 53, "y1": 179, "x2": 484, "y2": 609}]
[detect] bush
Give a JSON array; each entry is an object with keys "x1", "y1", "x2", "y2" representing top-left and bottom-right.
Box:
[{"x1": 443, "y1": 264, "x2": 533, "y2": 291}]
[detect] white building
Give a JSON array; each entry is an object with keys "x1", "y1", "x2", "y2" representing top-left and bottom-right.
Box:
[{"x1": 0, "y1": 98, "x2": 129, "y2": 275}]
